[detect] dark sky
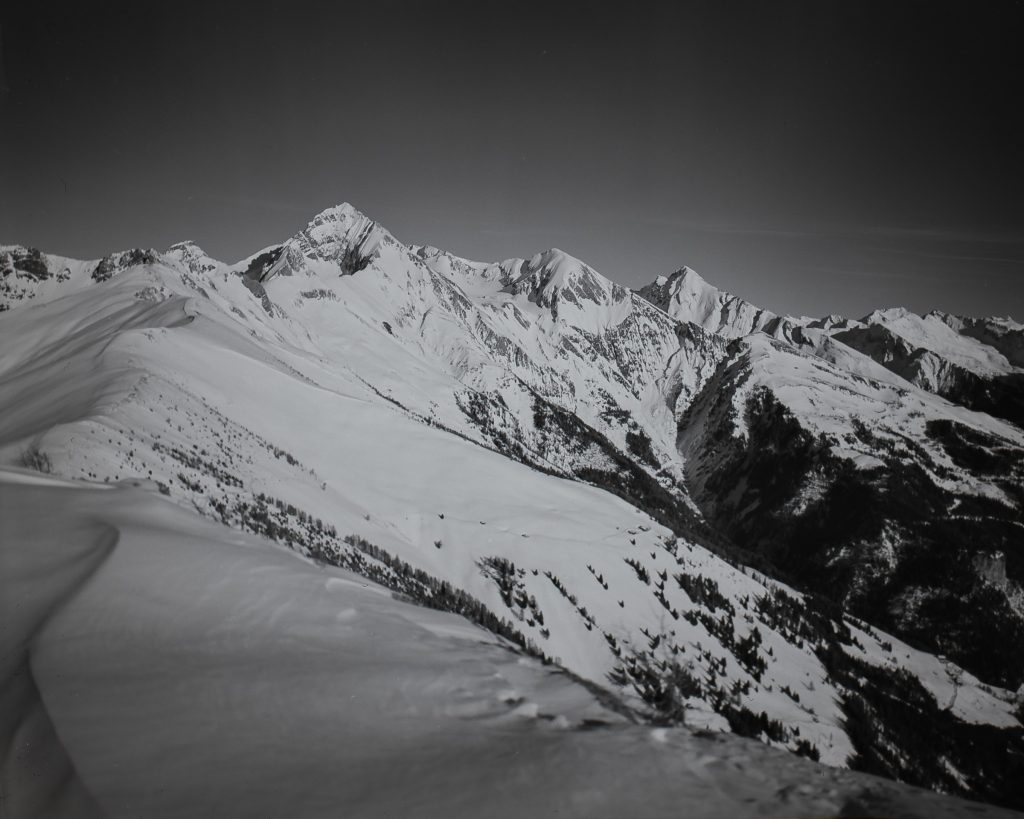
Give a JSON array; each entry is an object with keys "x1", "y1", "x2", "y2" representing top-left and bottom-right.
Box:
[{"x1": 2, "y1": 1, "x2": 1022, "y2": 320}]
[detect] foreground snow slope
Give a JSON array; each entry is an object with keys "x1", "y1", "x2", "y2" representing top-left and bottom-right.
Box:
[{"x1": 3, "y1": 469, "x2": 1019, "y2": 819}]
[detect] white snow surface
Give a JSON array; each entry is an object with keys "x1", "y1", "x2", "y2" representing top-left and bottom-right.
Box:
[
  {"x1": 862, "y1": 307, "x2": 1020, "y2": 377},
  {"x1": 3, "y1": 471, "x2": 1020, "y2": 819}
]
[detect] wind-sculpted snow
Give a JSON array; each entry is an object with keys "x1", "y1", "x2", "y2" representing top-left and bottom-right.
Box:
[
  {"x1": 0, "y1": 470, "x2": 112, "y2": 819},
  {"x1": 3, "y1": 202, "x2": 1024, "y2": 810},
  {"x1": 4, "y1": 471, "x2": 1022, "y2": 819}
]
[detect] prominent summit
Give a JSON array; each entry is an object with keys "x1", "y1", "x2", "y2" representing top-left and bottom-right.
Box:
[
  {"x1": 165, "y1": 240, "x2": 221, "y2": 277},
  {"x1": 638, "y1": 265, "x2": 782, "y2": 339},
  {"x1": 504, "y1": 248, "x2": 629, "y2": 310},
  {"x1": 241, "y1": 203, "x2": 394, "y2": 283}
]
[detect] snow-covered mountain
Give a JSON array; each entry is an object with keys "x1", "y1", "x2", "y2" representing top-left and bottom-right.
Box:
[
  {"x1": 828, "y1": 307, "x2": 1024, "y2": 427},
  {"x1": 637, "y1": 265, "x2": 802, "y2": 343},
  {"x1": 3, "y1": 204, "x2": 1023, "y2": 813}
]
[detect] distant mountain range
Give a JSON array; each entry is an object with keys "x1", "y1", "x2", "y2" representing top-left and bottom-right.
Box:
[{"x1": 2, "y1": 203, "x2": 1023, "y2": 809}]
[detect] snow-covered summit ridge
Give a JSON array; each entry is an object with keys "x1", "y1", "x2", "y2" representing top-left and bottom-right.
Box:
[
  {"x1": 501, "y1": 247, "x2": 629, "y2": 310},
  {"x1": 637, "y1": 265, "x2": 797, "y2": 341},
  {"x1": 630, "y1": 263, "x2": 1024, "y2": 428},
  {"x1": 5, "y1": 200, "x2": 1023, "y2": 416},
  {"x1": 853, "y1": 306, "x2": 1024, "y2": 377},
  {"x1": 3, "y1": 202, "x2": 1016, "y2": 339},
  {"x1": 249, "y1": 202, "x2": 395, "y2": 281},
  {"x1": 164, "y1": 240, "x2": 223, "y2": 278},
  {"x1": 167, "y1": 239, "x2": 206, "y2": 253}
]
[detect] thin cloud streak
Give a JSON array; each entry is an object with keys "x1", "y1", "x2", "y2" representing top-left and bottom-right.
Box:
[
  {"x1": 865, "y1": 245, "x2": 1024, "y2": 267},
  {"x1": 638, "y1": 217, "x2": 1024, "y2": 247}
]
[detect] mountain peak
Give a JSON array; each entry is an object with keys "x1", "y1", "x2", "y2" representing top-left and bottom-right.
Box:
[
  {"x1": 506, "y1": 247, "x2": 627, "y2": 310},
  {"x1": 305, "y1": 202, "x2": 367, "y2": 226},
  {"x1": 165, "y1": 240, "x2": 215, "y2": 265},
  {"x1": 167, "y1": 239, "x2": 204, "y2": 252},
  {"x1": 673, "y1": 264, "x2": 701, "y2": 279},
  {"x1": 255, "y1": 202, "x2": 392, "y2": 281},
  {"x1": 641, "y1": 266, "x2": 706, "y2": 303},
  {"x1": 164, "y1": 240, "x2": 221, "y2": 277},
  {"x1": 526, "y1": 247, "x2": 586, "y2": 277},
  {"x1": 637, "y1": 265, "x2": 708, "y2": 310},
  {"x1": 638, "y1": 266, "x2": 781, "y2": 339},
  {"x1": 863, "y1": 306, "x2": 914, "y2": 324},
  {"x1": 298, "y1": 203, "x2": 382, "y2": 247}
]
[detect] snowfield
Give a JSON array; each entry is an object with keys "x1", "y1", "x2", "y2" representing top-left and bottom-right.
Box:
[{"x1": 3, "y1": 470, "x2": 1020, "y2": 819}]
